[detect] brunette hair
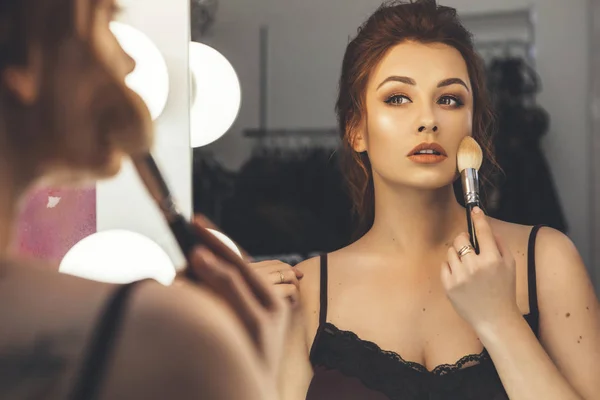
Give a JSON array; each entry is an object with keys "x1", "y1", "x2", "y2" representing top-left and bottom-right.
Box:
[
  {"x1": 0, "y1": 0, "x2": 150, "y2": 185},
  {"x1": 336, "y1": 0, "x2": 498, "y2": 238}
]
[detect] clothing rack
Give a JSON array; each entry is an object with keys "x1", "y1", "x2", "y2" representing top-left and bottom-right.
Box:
[
  {"x1": 461, "y1": 7, "x2": 537, "y2": 68},
  {"x1": 244, "y1": 127, "x2": 341, "y2": 153},
  {"x1": 475, "y1": 38, "x2": 536, "y2": 68}
]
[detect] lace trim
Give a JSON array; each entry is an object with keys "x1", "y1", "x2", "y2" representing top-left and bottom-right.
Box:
[{"x1": 319, "y1": 323, "x2": 491, "y2": 376}]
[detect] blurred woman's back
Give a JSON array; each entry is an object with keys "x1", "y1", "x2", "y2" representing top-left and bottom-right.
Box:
[{"x1": 0, "y1": 0, "x2": 286, "y2": 398}]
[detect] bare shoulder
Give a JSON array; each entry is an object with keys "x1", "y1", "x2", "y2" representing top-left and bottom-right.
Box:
[
  {"x1": 295, "y1": 244, "x2": 363, "y2": 307},
  {"x1": 529, "y1": 225, "x2": 593, "y2": 298},
  {"x1": 489, "y1": 217, "x2": 584, "y2": 271},
  {"x1": 0, "y1": 261, "x2": 272, "y2": 399},
  {"x1": 101, "y1": 280, "x2": 273, "y2": 400},
  {"x1": 295, "y1": 256, "x2": 322, "y2": 338},
  {"x1": 488, "y1": 218, "x2": 533, "y2": 251},
  {"x1": 295, "y1": 256, "x2": 321, "y2": 294}
]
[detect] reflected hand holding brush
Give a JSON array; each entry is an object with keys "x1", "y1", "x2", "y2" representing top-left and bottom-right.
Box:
[
  {"x1": 132, "y1": 153, "x2": 294, "y2": 376},
  {"x1": 457, "y1": 136, "x2": 483, "y2": 254}
]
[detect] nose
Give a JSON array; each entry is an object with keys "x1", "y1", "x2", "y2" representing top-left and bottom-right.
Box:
[
  {"x1": 417, "y1": 104, "x2": 438, "y2": 134},
  {"x1": 418, "y1": 124, "x2": 438, "y2": 133},
  {"x1": 124, "y1": 52, "x2": 136, "y2": 76}
]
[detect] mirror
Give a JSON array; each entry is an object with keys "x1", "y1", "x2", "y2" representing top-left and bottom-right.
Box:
[{"x1": 191, "y1": 1, "x2": 593, "y2": 271}]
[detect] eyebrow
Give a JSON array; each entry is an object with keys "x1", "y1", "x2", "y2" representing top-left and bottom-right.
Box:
[{"x1": 377, "y1": 76, "x2": 470, "y2": 92}]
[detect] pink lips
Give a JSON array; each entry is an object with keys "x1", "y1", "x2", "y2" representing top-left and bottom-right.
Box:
[{"x1": 407, "y1": 142, "x2": 448, "y2": 164}]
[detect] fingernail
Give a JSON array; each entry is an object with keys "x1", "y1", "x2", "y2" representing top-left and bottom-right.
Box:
[{"x1": 472, "y1": 206, "x2": 482, "y2": 214}]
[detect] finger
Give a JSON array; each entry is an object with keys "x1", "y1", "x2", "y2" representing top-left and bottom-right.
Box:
[
  {"x1": 252, "y1": 262, "x2": 293, "y2": 277},
  {"x1": 447, "y1": 245, "x2": 467, "y2": 281},
  {"x1": 267, "y1": 269, "x2": 299, "y2": 287},
  {"x1": 453, "y1": 232, "x2": 477, "y2": 271},
  {"x1": 190, "y1": 220, "x2": 279, "y2": 311},
  {"x1": 471, "y1": 207, "x2": 500, "y2": 257},
  {"x1": 250, "y1": 260, "x2": 284, "y2": 268},
  {"x1": 191, "y1": 216, "x2": 253, "y2": 267},
  {"x1": 273, "y1": 284, "x2": 300, "y2": 303},
  {"x1": 294, "y1": 267, "x2": 304, "y2": 279},
  {"x1": 191, "y1": 248, "x2": 264, "y2": 343}
]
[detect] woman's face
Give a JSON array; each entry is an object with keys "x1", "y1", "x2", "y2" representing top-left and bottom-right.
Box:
[
  {"x1": 355, "y1": 41, "x2": 473, "y2": 189},
  {"x1": 46, "y1": 0, "x2": 152, "y2": 181}
]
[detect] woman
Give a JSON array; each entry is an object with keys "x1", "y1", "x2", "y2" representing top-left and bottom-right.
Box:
[
  {"x1": 0, "y1": 0, "x2": 290, "y2": 399},
  {"x1": 255, "y1": 1, "x2": 600, "y2": 399}
]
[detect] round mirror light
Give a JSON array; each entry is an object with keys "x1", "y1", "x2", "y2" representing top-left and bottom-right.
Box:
[
  {"x1": 60, "y1": 230, "x2": 176, "y2": 286},
  {"x1": 189, "y1": 42, "x2": 241, "y2": 148},
  {"x1": 110, "y1": 22, "x2": 169, "y2": 120},
  {"x1": 207, "y1": 228, "x2": 242, "y2": 258}
]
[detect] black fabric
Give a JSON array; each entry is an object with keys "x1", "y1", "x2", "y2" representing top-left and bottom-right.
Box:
[
  {"x1": 218, "y1": 149, "x2": 354, "y2": 259},
  {"x1": 307, "y1": 226, "x2": 543, "y2": 400},
  {"x1": 527, "y1": 225, "x2": 544, "y2": 335},
  {"x1": 68, "y1": 281, "x2": 143, "y2": 400},
  {"x1": 484, "y1": 57, "x2": 567, "y2": 233}
]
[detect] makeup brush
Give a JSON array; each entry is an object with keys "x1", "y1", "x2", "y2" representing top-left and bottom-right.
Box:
[
  {"x1": 131, "y1": 153, "x2": 248, "y2": 280},
  {"x1": 457, "y1": 136, "x2": 483, "y2": 254}
]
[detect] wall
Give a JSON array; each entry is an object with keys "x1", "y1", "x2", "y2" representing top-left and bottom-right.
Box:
[
  {"x1": 96, "y1": 0, "x2": 192, "y2": 268},
  {"x1": 206, "y1": 0, "x2": 596, "y2": 281},
  {"x1": 591, "y1": 0, "x2": 600, "y2": 292}
]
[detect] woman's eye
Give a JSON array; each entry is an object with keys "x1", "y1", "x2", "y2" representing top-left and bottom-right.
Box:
[
  {"x1": 438, "y1": 95, "x2": 464, "y2": 107},
  {"x1": 385, "y1": 94, "x2": 411, "y2": 106}
]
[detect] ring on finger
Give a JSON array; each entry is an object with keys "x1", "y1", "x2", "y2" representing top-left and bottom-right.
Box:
[
  {"x1": 457, "y1": 244, "x2": 474, "y2": 260},
  {"x1": 278, "y1": 270, "x2": 285, "y2": 284}
]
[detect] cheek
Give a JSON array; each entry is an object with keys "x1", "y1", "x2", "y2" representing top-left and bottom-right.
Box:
[
  {"x1": 365, "y1": 106, "x2": 413, "y2": 149},
  {"x1": 438, "y1": 109, "x2": 472, "y2": 135}
]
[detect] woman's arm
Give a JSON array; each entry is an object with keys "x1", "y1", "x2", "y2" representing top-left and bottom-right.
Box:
[{"x1": 476, "y1": 227, "x2": 600, "y2": 400}]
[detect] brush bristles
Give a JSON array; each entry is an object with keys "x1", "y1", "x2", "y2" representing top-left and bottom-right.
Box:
[{"x1": 457, "y1": 136, "x2": 483, "y2": 172}]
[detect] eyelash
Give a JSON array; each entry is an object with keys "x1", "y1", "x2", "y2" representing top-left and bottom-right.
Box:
[{"x1": 384, "y1": 94, "x2": 465, "y2": 108}]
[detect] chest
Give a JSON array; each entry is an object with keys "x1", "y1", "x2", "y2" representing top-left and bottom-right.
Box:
[{"x1": 327, "y1": 278, "x2": 482, "y2": 370}]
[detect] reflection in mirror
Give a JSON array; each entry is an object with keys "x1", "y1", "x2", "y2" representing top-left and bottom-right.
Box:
[
  {"x1": 192, "y1": 3, "x2": 573, "y2": 264},
  {"x1": 189, "y1": 42, "x2": 241, "y2": 148},
  {"x1": 191, "y1": 1, "x2": 599, "y2": 399}
]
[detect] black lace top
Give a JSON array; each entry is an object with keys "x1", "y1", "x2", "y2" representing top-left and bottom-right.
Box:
[{"x1": 307, "y1": 225, "x2": 544, "y2": 400}]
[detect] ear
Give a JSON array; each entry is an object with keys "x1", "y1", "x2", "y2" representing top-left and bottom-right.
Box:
[
  {"x1": 349, "y1": 121, "x2": 368, "y2": 153},
  {"x1": 2, "y1": 63, "x2": 41, "y2": 105}
]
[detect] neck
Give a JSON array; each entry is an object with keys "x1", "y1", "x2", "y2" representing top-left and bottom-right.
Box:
[{"x1": 364, "y1": 175, "x2": 467, "y2": 255}]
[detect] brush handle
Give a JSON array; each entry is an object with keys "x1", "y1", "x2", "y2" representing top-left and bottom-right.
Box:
[{"x1": 466, "y1": 203, "x2": 480, "y2": 254}]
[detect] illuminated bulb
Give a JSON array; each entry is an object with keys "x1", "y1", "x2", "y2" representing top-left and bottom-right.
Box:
[
  {"x1": 207, "y1": 228, "x2": 243, "y2": 258},
  {"x1": 60, "y1": 230, "x2": 176, "y2": 285},
  {"x1": 189, "y1": 42, "x2": 241, "y2": 148}
]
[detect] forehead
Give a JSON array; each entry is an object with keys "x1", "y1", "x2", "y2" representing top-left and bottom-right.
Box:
[{"x1": 370, "y1": 41, "x2": 471, "y2": 89}]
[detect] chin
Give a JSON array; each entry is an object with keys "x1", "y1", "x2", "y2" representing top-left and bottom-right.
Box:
[
  {"x1": 377, "y1": 166, "x2": 456, "y2": 190},
  {"x1": 42, "y1": 150, "x2": 125, "y2": 187}
]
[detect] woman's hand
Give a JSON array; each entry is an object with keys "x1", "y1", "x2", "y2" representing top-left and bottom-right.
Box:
[
  {"x1": 441, "y1": 207, "x2": 521, "y2": 333},
  {"x1": 251, "y1": 260, "x2": 304, "y2": 304},
  {"x1": 187, "y1": 219, "x2": 292, "y2": 384}
]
